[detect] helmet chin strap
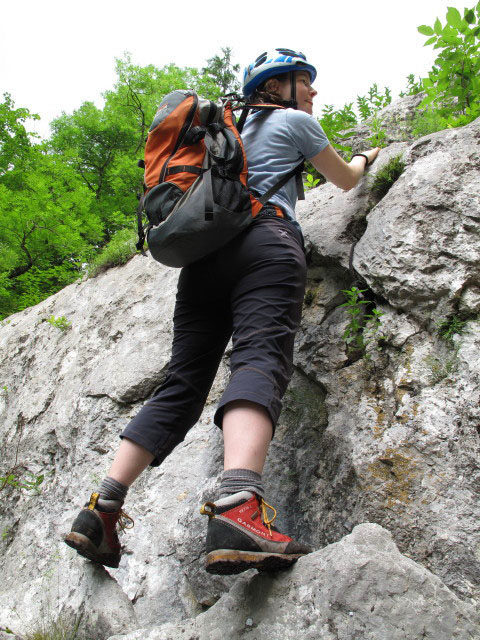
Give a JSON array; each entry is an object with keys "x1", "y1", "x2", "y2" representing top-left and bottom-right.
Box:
[{"x1": 286, "y1": 70, "x2": 297, "y2": 109}]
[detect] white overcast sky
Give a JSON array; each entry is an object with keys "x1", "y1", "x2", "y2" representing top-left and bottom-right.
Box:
[{"x1": 1, "y1": 0, "x2": 468, "y2": 139}]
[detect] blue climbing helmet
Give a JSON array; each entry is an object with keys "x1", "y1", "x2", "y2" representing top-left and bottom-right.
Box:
[{"x1": 242, "y1": 48, "x2": 317, "y2": 100}]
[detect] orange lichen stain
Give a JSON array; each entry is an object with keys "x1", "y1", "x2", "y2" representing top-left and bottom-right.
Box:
[
  {"x1": 372, "y1": 405, "x2": 387, "y2": 438},
  {"x1": 367, "y1": 448, "x2": 417, "y2": 508}
]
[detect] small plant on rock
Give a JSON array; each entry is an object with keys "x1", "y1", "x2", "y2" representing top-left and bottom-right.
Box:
[
  {"x1": 22, "y1": 612, "x2": 86, "y2": 640},
  {"x1": 0, "y1": 470, "x2": 44, "y2": 494},
  {"x1": 317, "y1": 103, "x2": 357, "y2": 155},
  {"x1": 436, "y1": 315, "x2": 467, "y2": 343},
  {"x1": 303, "y1": 171, "x2": 321, "y2": 191},
  {"x1": 304, "y1": 288, "x2": 318, "y2": 306},
  {"x1": 369, "y1": 154, "x2": 406, "y2": 200},
  {"x1": 46, "y1": 316, "x2": 72, "y2": 332},
  {"x1": 425, "y1": 353, "x2": 458, "y2": 383},
  {"x1": 411, "y1": 108, "x2": 449, "y2": 138},
  {"x1": 340, "y1": 286, "x2": 384, "y2": 356},
  {"x1": 399, "y1": 74, "x2": 424, "y2": 97},
  {"x1": 424, "y1": 315, "x2": 467, "y2": 384},
  {"x1": 366, "y1": 113, "x2": 388, "y2": 148},
  {"x1": 357, "y1": 84, "x2": 392, "y2": 120}
]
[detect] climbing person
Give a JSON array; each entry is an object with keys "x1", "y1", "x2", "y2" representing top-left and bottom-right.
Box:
[{"x1": 65, "y1": 49, "x2": 379, "y2": 574}]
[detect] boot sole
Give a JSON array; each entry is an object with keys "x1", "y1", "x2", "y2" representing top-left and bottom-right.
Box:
[
  {"x1": 205, "y1": 549, "x2": 304, "y2": 575},
  {"x1": 64, "y1": 532, "x2": 120, "y2": 569}
]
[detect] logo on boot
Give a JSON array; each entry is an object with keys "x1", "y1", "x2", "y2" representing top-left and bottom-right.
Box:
[
  {"x1": 238, "y1": 505, "x2": 252, "y2": 514},
  {"x1": 237, "y1": 517, "x2": 267, "y2": 538}
]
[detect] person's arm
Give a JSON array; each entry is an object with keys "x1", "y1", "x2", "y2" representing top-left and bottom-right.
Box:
[{"x1": 309, "y1": 145, "x2": 380, "y2": 191}]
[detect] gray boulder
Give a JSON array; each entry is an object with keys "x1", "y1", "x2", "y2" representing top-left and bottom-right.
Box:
[
  {"x1": 0, "y1": 104, "x2": 479, "y2": 638},
  {"x1": 107, "y1": 524, "x2": 479, "y2": 640}
]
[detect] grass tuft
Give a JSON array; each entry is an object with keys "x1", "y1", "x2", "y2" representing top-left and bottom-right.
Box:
[
  {"x1": 436, "y1": 315, "x2": 467, "y2": 343},
  {"x1": 87, "y1": 229, "x2": 138, "y2": 278},
  {"x1": 16, "y1": 613, "x2": 88, "y2": 640},
  {"x1": 370, "y1": 154, "x2": 406, "y2": 200}
]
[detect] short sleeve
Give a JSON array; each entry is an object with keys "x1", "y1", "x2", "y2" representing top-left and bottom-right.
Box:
[{"x1": 285, "y1": 110, "x2": 329, "y2": 160}]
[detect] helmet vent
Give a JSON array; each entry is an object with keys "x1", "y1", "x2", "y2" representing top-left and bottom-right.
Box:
[
  {"x1": 275, "y1": 48, "x2": 306, "y2": 60},
  {"x1": 254, "y1": 54, "x2": 268, "y2": 68}
]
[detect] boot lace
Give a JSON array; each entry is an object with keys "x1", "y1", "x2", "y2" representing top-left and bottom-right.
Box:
[
  {"x1": 118, "y1": 509, "x2": 134, "y2": 531},
  {"x1": 260, "y1": 498, "x2": 277, "y2": 537}
]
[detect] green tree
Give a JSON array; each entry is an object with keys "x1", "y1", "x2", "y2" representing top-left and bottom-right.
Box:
[
  {"x1": 201, "y1": 47, "x2": 241, "y2": 95},
  {"x1": 49, "y1": 54, "x2": 223, "y2": 247},
  {"x1": 418, "y1": 3, "x2": 480, "y2": 125},
  {"x1": 49, "y1": 101, "x2": 137, "y2": 238},
  {"x1": 104, "y1": 53, "x2": 223, "y2": 155},
  {"x1": 104, "y1": 55, "x2": 191, "y2": 154},
  {"x1": 0, "y1": 93, "x2": 39, "y2": 178},
  {"x1": 0, "y1": 153, "x2": 101, "y2": 317}
]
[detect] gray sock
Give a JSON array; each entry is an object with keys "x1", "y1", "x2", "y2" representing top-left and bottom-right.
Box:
[
  {"x1": 217, "y1": 468, "x2": 264, "y2": 499},
  {"x1": 98, "y1": 476, "x2": 129, "y2": 503}
]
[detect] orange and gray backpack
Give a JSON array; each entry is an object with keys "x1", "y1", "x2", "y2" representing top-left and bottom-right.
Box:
[{"x1": 136, "y1": 89, "x2": 304, "y2": 267}]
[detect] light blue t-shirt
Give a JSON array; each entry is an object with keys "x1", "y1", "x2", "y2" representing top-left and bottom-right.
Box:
[{"x1": 241, "y1": 108, "x2": 329, "y2": 222}]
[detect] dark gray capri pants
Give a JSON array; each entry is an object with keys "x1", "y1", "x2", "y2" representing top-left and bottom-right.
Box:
[{"x1": 121, "y1": 217, "x2": 307, "y2": 466}]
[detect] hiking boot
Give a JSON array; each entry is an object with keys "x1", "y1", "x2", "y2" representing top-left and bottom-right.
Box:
[
  {"x1": 200, "y1": 491, "x2": 312, "y2": 575},
  {"x1": 64, "y1": 492, "x2": 133, "y2": 568}
]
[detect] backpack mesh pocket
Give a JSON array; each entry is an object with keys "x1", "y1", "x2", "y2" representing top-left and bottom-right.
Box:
[
  {"x1": 211, "y1": 168, "x2": 251, "y2": 212},
  {"x1": 144, "y1": 182, "x2": 183, "y2": 225}
]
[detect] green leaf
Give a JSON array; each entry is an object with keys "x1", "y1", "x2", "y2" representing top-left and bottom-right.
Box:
[
  {"x1": 443, "y1": 35, "x2": 463, "y2": 46},
  {"x1": 418, "y1": 25, "x2": 435, "y2": 35},
  {"x1": 442, "y1": 24, "x2": 457, "y2": 38},
  {"x1": 464, "y1": 9, "x2": 476, "y2": 24},
  {"x1": 420, "y1": 93, "x2": 436, "y2": 107},
  {"x1": 425, "y1": 35, "x2": 438, "y2": 46},
  {"x1": 445, "y1": 50, "x2": 463, "y2": 61},
  {"x1": 472, "y1": 26, "x2": 480, "y2": 37},
  {"x1": 434, "y1": 18, "x2": 443, "y2": 34},
  {"x1": 446, "y1": 6, "x2": 462, "y2": 29}
]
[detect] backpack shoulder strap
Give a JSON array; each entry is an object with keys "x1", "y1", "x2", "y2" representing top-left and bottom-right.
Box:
[
  {"x1": 231, "y1": 101, "x2": 306, "y2": 202},
  {"x1": 235, "y1": 102, "x2": 285, "y2": 134},
  {"x1": 257, "y1": 161, "x2": 305, "y2": 205}
]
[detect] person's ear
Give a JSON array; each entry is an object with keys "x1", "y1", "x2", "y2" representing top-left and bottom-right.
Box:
[{"x1": 264, "y1": 78, "x2": 280, "y2": 94}]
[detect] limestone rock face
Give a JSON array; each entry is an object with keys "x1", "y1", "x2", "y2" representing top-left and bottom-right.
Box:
[
  {"x1": 354, "y1": 117, "x2": 480, "y2": 324},
  {"x1": 107, "y1": 524, "x2": 479, "y2": 640},
  {"x1": 0, "y1": 105, "x2": 479, "y2": 639}
]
